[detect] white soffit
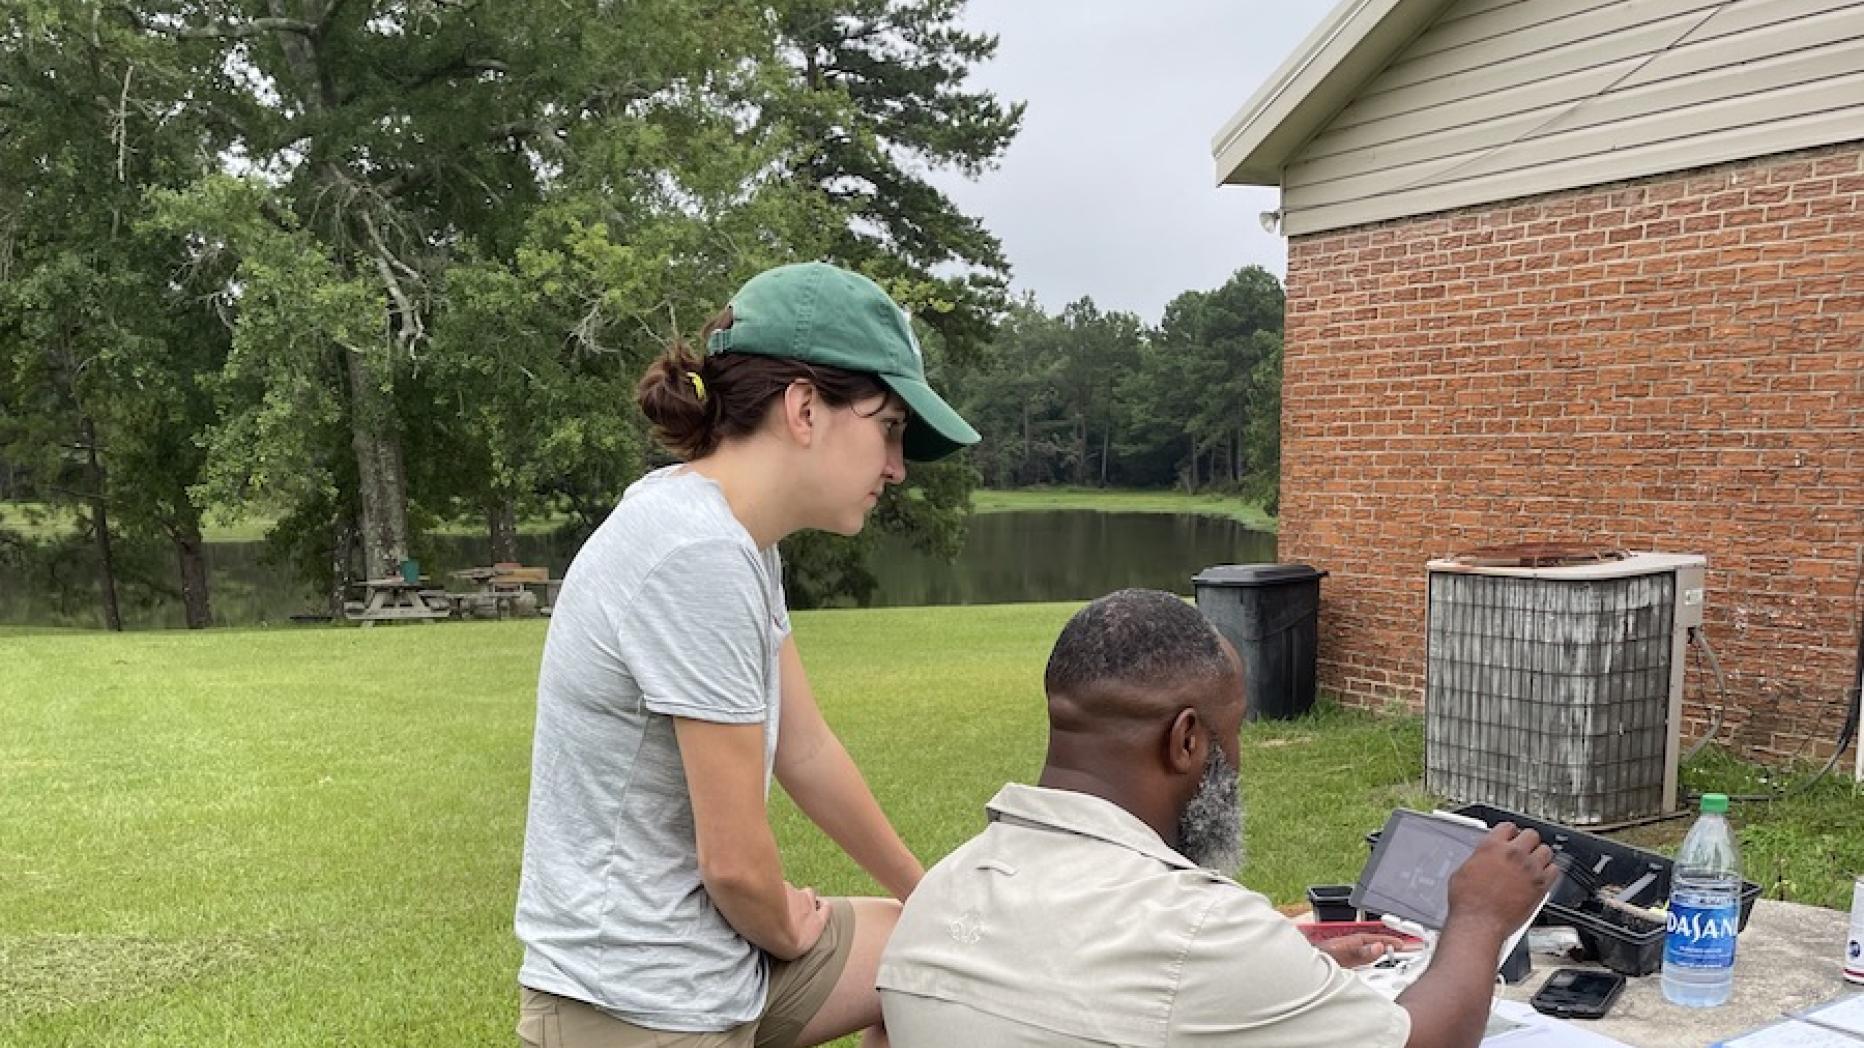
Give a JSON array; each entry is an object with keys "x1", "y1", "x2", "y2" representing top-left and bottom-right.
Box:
[{"x1": 1212, "y1": 0, "x2": 1454, "y2": 187}]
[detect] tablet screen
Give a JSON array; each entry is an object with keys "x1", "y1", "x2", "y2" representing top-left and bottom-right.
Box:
[{"x1": 1351, "y1": 809, "x2": 1490, "y2": 929}]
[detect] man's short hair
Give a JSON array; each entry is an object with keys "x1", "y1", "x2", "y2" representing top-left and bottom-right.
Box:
[{"x1": 1044, "y1": 589, "x2": 1232, "y2": 699}]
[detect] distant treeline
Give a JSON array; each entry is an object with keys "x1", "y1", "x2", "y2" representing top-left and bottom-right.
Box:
[{"x1": 944, "y1": 266, "x2": 1283, "y2": 505}]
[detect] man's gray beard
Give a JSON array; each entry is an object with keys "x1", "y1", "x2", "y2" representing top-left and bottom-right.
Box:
[{"x1": 1177, "y1": 743, "x2": 1244, "y2": 874}]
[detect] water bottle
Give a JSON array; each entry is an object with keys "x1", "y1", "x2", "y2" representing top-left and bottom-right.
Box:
[{"x1": 1661, "y1": 793, "x2": 1741, "y2": 1007}]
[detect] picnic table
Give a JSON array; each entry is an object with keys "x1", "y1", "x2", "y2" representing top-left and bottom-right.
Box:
[
  {"x1": 342, "y1": 576, "x2": 451, "y2": 626},
  {"x1": 1291, "y1": 898, "x2": 1851, "y2": 1047},
  {"x1": 448, "y1": 563, "x2": 562, "y2": 618},
  {"x1": 1495, "y1": 898, "x2": 1853, "y2": 1047}
]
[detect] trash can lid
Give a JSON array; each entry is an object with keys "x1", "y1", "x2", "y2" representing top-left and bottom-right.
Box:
[{"x1": 1191, "y1": 563, "x2": 1328, "y2": 587}]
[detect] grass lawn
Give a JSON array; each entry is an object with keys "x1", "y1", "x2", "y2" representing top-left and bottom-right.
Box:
[
  {"x1": 1, "y1": 605, "x2": 1854, "y2": 1045},
  {"x1": 0, "y1": 501, "x2": 282, "y2": 543},
  {"x1": 0, "y1": 502, "x2": 71, "y2": 540},
  {"x1": 970, "y1": 486, "x2": 1277, "y2": 530},
  {"x1": 0, "y1": 502, "x2": 573, "y2": 544}
]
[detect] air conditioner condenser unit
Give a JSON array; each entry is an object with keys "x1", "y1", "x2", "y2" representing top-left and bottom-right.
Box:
[{"x1": 1424, "y1": 551, "x2": 1706, "y2": 826}]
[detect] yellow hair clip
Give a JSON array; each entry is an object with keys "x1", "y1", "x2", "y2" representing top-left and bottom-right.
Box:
[{"x1": 688, "y1": 371, "x2": 707, "y2": 402}]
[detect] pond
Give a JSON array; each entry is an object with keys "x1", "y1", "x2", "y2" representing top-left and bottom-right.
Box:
[
  {"x1": 0, "y1": 510, "x2": 1276, "y2": 628},
  {"x1": 866, "y1": 511, "x2": 1275, "y2": 607}
]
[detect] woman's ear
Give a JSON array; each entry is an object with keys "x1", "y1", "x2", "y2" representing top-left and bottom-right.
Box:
[
  {"x1": 1165, "y1": 707, "x2": 1203, "y2": 775},
  {"x1": 782, "y1": 380, "x2": 817, "y2": 446}
]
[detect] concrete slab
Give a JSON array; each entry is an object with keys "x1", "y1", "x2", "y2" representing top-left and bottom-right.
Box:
[{"x1": 1500, "y1": 899, "x2": 1858, "y2": 1046}]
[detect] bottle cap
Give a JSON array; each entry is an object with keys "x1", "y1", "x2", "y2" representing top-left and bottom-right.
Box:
[{"x1": 1700, "y1": 792, "x2": 1729, "y2": 813}]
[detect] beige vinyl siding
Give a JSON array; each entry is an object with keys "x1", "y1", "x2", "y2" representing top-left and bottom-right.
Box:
[{"x1": 1279, "y1": 0, "x2": 1864, "y2": 235}]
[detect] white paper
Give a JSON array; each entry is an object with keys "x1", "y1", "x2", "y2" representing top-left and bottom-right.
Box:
[
  {"x1": 1481, "y1": 999, "x2": 1638, "y2": 1048},
  {"x1": 1796, "y1": 994, "x2": 1864, "y2": 1038},
  {"x1": 1714, "y1": 1019, "x2": 1861, "y2": 1048}
]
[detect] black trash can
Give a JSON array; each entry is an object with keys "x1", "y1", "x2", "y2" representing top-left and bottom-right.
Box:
[{"x1": 1192, "y1": 564, "x2": 1328, "y2": 721}]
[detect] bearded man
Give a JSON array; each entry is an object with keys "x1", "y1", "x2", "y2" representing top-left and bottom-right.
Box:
[{"x1": 877, "y1": 588, "x2": 1556, "y2": 1048}]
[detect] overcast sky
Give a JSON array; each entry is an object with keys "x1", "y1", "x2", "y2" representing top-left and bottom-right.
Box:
[{"x1": 927, "y1": 3, "x2": 1334, "y2": 324}]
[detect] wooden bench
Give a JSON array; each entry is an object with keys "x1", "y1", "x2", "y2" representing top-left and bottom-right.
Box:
[
  {"x1": 489, "y1": 563, "x2": 550, "y2": 586},
  {"x1": 444, "y1": 564, "x2": 562, "y2": 618}
]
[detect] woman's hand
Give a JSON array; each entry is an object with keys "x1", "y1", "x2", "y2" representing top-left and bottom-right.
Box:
[{"x1": 775, "y1": 883, "x2": 831, "y2": 960}]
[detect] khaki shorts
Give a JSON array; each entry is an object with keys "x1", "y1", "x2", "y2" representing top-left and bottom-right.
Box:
[{"x1": 518, "y1": 898, "x2": 857, "y2": 1048}]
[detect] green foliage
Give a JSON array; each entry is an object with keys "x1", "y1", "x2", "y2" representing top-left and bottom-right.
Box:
[
  {"x1": 1673, "y1": 746, "x2": 1864, "y2": 909},
  {"x1": 146, "y1": 175, "x2": 370, "y2": 514},
  {"x1": 767, "y1": 0, "x2": 1025, "y2": 362},
  {"x1": 781, "y1": 450, "x2": 979, "y2": 609},
  {"x1": 1241, "y1": 336, "x2": 1283, "y2": 514},
  {"x1": 781, "y1": 530, "x2": 882, "y2": 610},
  {"x1": 970, "y1": 486, "x2": 1276, "y2": 530},
  {"x1": 3, "y1": 0, "x2": 1024, "y2": 613},
  {"x1": 0, "y1": 0, "x2": 234, "y2": 625},
  {"x1": 946, "y1": 266, "x2": 1286, "y2": 500},
  {"x1": 1147, "y1": 265, "x2": 1286, "y2": 496},
  {"x1": 258, "y1": 479, "x2": 360, "y2": 612}
]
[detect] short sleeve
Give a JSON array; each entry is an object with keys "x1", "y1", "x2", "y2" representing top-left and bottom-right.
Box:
[
  {"x1": 761, "y1": 545, "x2": 791, "y2": 638},
  {"x1": 1168, "y1": 890, "x2": 1411, "y2": 1048},
  {"x1": 619, "y1": 540, "x2": 775, "y2": 724}
]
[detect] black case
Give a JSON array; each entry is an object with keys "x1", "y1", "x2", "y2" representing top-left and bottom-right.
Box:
[{"x1": 1528, "y1": 968, "x2": 1626, "y2": 1020}]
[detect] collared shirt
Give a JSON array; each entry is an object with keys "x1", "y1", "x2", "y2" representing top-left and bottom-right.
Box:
[{"x1": 877, "y1": 784, "x2": 1411, "y2": 1048}]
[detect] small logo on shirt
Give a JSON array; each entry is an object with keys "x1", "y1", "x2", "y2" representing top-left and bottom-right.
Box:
[{"x1": 947, "y1": 910, "x2": 983, "y2": 945}]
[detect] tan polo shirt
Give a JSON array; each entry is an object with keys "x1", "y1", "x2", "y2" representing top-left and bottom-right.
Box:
[{"x1": 877, "y1": 784, "x2": 1411, "y2": 1048}]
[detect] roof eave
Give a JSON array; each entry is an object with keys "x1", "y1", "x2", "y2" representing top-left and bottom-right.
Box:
[{"x1": 1212, "y1": 0, "x2": 1454, "y2": 188}]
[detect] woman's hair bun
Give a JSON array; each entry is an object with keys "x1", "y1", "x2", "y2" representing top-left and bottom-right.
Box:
[{"x1": 635, "y1": 339, "x2": 716, "y2": 461}]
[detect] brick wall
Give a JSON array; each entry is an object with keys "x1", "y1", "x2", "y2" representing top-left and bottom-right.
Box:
[{"x1": 1281, "y1": 141, "x2": 1864, "y2": 766}]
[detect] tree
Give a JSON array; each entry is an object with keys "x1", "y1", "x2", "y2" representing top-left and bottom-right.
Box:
[
  {"x1": 419, "y1": 177, "x2": 840, "y2": 559},
  {"x1": 946, "y1": 296, "x2": 1146, "y2": 490},
  {"x1": 126, "y1": 1, "x2": 518, "y2": 582},
  {"x1": 4, "y1": 0, "x2": 1028, "y2": 619},
  {"x1": 769, "y1": 0, "x2": 1024, "y2": 362},
  {"x1": 750, "y1": 0, "x2": 1021, "y2": 604},
  {"x1": 945, "y1": 268, "x2": 1286, "y2": 500},
  {"x1": 1151, "y1": 266, "x2": 1285, "y2": 493},
  {"x1": 0, "y1": 1, "x2": 232, "y2": 627},
  {"x1": 946, "y1": 299, "x2": 1069, "y2": 488},
  {"x1": 1240, "y1": 331, "x2": 1282, "y2": 512},
  {"x1": 414, "y1": 56, "x2": 855, "y2": 556},
  {"x1": 135, "y1": 0, "x2": 796, "y2": 589},
  {"x1": 1048, "y1": 299, "x2": 1142, "y2": 486}
]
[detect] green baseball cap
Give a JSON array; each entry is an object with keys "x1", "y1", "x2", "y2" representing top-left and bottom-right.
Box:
[{"x1": 705, "y1": 261, "x2": 981, "y2": 462}]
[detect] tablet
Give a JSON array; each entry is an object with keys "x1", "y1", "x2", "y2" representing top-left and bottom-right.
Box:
[
  {"x1": 1352, "y1": 809, "x2": 1488, "y2": 929},
  {"x1": 1351, "y1": 809, "x2": 1547, "y2": 969}
]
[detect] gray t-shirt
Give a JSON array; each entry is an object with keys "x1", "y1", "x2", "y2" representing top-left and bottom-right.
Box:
[{"x1": 516, "y1": 466, "x2": 790, "y2": 1031}]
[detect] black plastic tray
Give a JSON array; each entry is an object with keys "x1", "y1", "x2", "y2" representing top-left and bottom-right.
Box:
[{"x1": 1364, "y1": 803, "x2": 1762, "y2": 976}]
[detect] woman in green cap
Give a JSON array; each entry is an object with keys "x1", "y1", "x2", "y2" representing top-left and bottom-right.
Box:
[{"x1": 515, "y1": 262, "x2": 979, "y2": 1048}]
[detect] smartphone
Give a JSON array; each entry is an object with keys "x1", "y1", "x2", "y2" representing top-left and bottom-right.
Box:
[{"x1": 1528, "y1": 968, "x2": 1625, "y2": 1020}]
